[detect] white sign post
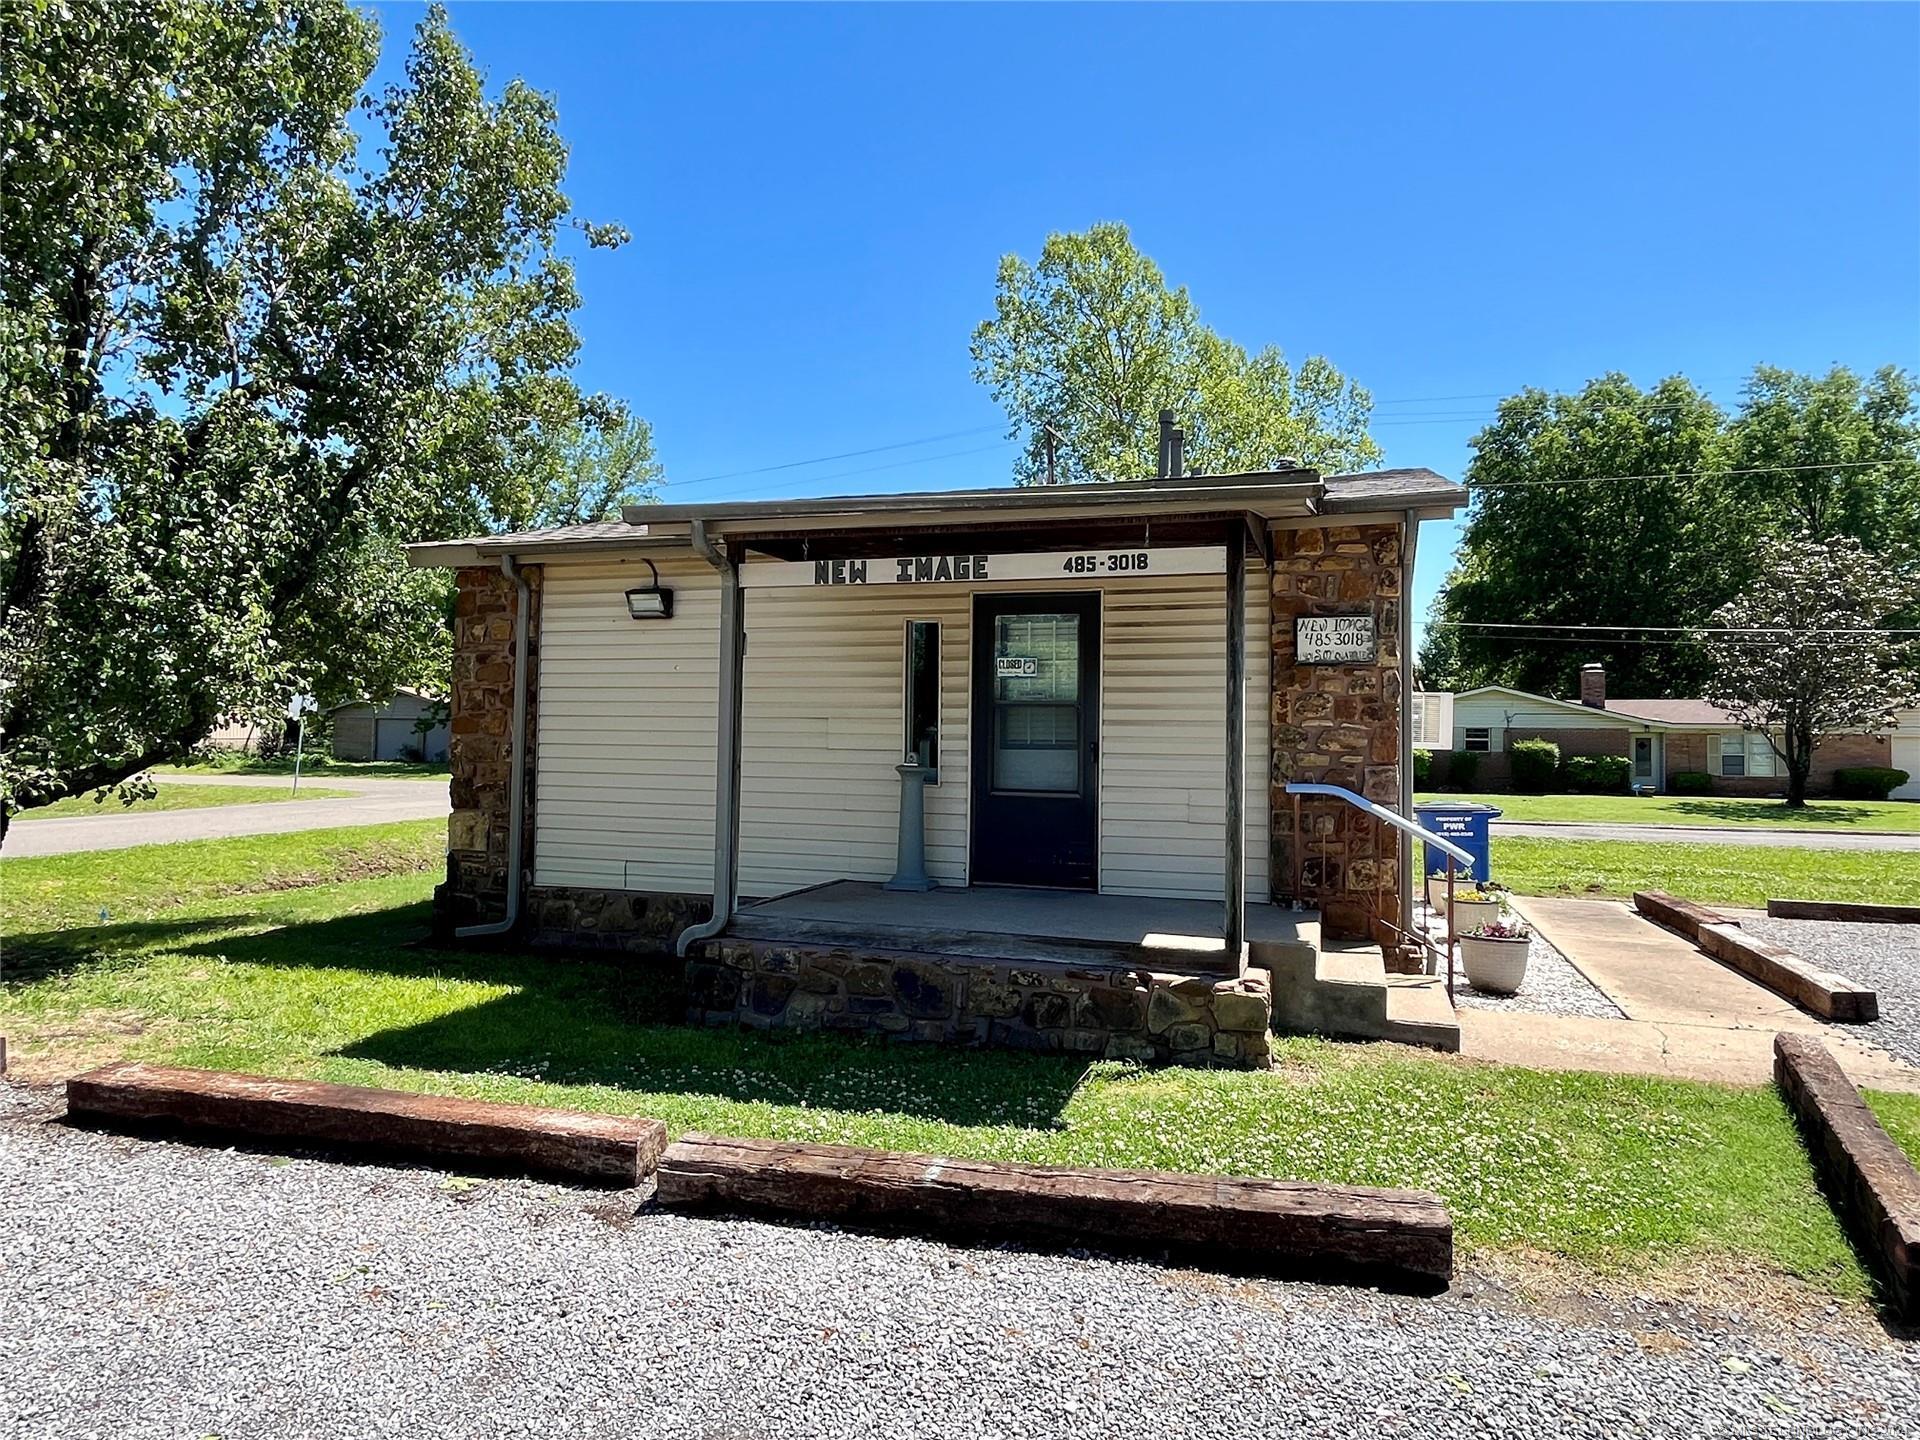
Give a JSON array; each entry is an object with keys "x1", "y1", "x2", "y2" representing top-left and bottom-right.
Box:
[
  {"x1": 287, "y1": 694, "x2": 316, "y2": 795},
  {"x1": 1295, "y1": 614, "x2": 1377, "y2": 664}
]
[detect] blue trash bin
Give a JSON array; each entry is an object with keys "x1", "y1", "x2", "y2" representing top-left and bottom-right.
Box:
[{"x1": 1413, "y1": 802, "x2": 1502, "y2": 885}]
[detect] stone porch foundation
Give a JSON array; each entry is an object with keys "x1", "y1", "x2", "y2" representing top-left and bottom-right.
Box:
[{"x1": 689, "y1": 938, "x2": 1276, "y2": 1069}]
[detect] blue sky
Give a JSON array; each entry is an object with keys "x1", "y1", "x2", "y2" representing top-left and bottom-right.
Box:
[{"x1": 370, "y1": 2, "x2": 1919, "y2": 644}]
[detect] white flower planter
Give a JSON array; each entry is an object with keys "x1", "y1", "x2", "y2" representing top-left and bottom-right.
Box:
[
  {"x1": 1447, "y1": 897, "x2": 1502, "y2": 934},
  {"x1": 1461, "y1": 932, "x2": 1530, "y2": 995}
]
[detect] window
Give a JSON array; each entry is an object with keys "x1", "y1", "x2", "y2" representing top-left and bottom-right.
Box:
[
  {"x1": 1717, "y1": 732, "x2": 1775, "y2": 778},
  {"x1": 1463, "y1": 727, "x2": 1491, "y2": 753},
  {"x1": 905, "y1": 621, "x2": 940, "y2": 775}
]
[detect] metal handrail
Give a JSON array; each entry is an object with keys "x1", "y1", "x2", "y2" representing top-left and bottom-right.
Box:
[
  {"x1": 1282, "y1": 781, "x2": 1468, "y2": 1001},
  {"x1": 1281, "y1": 782, "x2": 1473, "y2": 866}
]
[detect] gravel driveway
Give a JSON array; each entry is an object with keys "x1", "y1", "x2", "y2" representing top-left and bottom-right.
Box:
[
  {"x1": 1741, "y1": 915, "x2": 1920, "y2": 1071},
  {"x1": 2, "y1": 1083, "x2": 1913, "y2": 1439}
]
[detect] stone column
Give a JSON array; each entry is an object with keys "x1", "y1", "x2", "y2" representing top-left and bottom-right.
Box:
[
  {"x1": 1269, "y1": 523, "x2": 1403, "y2": 940},
  {"x1": 436, "y1": 564, "x2": 542, "y2": 936}
]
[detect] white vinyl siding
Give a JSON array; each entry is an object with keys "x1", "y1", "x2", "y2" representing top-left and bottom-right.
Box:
[
  {"x1": 1098, "y1": 569, "x2": 1272, "y2": 903},
  {"x1": 533, "y1": 555, "x2": 1270, "y2": 905},
  {"x1": 535, "y1": 556, "x2": 720, "y2": 894}
]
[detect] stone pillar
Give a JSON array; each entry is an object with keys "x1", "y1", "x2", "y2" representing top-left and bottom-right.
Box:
[
  {"x1": 435, "y1": 563, "x2": 542, "y2": 936},
  {"x1": 1269, "y1": 523, "x2": 1403, "y2": 940}
]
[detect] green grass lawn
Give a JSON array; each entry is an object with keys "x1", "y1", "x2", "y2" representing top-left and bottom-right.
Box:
[
  {"x1": 17, "y1": 782, "x2": 350, "y2": 821},
  {"x1": 0, "y1": 819, "x2": 445, "y2": 933},
  {"x1": 1491, "y1": 836, "x2": 1920, "y2": 909},
  {"x1": 1868, "y1": 1091, "x2": 1920, "y2": 1170},
  {"x1": 0, "y1": 823, "x2": 1883, "y2": 1299},
  {"x1": 1418, "y1": 792, "x2": 1920, "y2": 832},
  {"x1": 157, "y1": 755, "x2": 449, "y2": 780}
]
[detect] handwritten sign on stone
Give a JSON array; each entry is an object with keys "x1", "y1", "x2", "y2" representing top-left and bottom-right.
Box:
[{"x1": 1296, "y1": 614, "x2": 1377, "y2": 664}]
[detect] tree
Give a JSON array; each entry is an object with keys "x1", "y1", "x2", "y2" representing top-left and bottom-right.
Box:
[
  {"x1": 1703, "y1": 534, "x2": 1920, "y2": 807},
  {"x1": 1420, "y1": 375, "x2": 1739, "y2": 696},
  {"x1": 970, "y1": 223, "x2": 1380, "y2": 485},
  {"x1": 1420, "y1": 365, "x2": 1920, "y2": 698},
  {"x1": 0, "y1": 1, "x2": 629, "y2": 844},
  {"x1": 514, "y1": 410, "x2": 662, "y2": 530}
]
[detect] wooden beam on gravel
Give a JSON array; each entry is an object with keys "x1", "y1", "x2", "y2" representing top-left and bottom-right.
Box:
[
  {"x1": 1698, "y1": 924, "x2": 1878, "y2": 1023},
  {"x1": 65, "y1": 1063, "x2": 666, "y2": 1187},
  {"x1": 1768, "y1": 899, "x2": 1920, "y2": 926},
  {"x1": 656, "y1": 1132, "x2": 1453, "y2": 1292},
  {"x1": 1775, "y1": 1033, "x2": 1920, "y2": 1321},
  {"x1": 1632, "y1": 890, "x2": 1736, "y2": 944}
]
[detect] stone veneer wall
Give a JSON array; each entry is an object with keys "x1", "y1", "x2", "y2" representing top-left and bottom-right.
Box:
[
  {"x1": 435, "y1": 565, "x2": 543, "y2": 936},
  {"x1": 690, "y1": 940, "x2": 1276, "y2": 1069},
  {"x1": 1268, "y1": 522, "x2": 1404, "y2": 940}
]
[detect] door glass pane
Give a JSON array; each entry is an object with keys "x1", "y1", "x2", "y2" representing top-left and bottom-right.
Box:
[
  {"x1": 1633, "y1": 738, "x2": 1652, "y2": 777},
  {"x1": 993, "y1": 612, "x2": 1080, "y2": 792}
]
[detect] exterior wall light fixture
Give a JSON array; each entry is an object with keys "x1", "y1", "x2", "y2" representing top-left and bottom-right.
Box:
[{"x1": 624, "y1": 559, "x2": 674, "y2": 620}]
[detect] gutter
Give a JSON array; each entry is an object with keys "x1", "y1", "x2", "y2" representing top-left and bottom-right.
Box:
[
  {"x1": 675, "y1": 519, "x2": 744, "y2": 957},
  {"x1": 456, "y1": 553, "x2": 532, "y2": 939}
]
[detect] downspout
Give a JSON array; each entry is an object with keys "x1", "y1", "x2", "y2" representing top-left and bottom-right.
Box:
[
  {"x1": 675, "y1": 519, "x2": 743, "y2": 956},
  {"x1": 456, "y1": 553, "x2": 531, "y2": 939},
  {"x1": 1399, "y1": 511, "x2": 1419, "y2": 934}
]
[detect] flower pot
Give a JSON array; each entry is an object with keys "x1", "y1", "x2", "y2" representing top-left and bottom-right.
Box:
[
  {"x1": 1448, "y1": 897, "x2": 1502, "y2": 934},
  {"x1": 1461, "y1": 932, "x2": 1530, "y2": 995}
]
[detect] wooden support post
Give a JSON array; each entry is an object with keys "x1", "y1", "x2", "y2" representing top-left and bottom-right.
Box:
[{"x1": 1224, "y1": 520, "x2": 1247, "y2": 962}]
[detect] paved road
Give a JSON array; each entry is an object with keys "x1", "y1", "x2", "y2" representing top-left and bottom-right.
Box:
[
  {"x1": 4, "y1": 775, "x2": 449, "y2": 858},
  {"x1": 1493, "y1": 820, "x2": 1920, "y2": 850},
  {"x1": 2, "y1": 1082, "x2": 1912, "y2": 1440}
]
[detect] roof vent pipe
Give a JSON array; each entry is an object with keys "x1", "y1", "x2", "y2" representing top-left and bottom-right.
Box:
[
  {"x1": 1157, "y1": 409, "x2": 1175, "y2": 478},
  {"x1": 1169, "y1": 427, "x2": 1185, "y2": 479}
]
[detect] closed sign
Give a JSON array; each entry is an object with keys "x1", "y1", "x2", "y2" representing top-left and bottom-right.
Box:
[{"x1": 1297, "y1": 614, "x2": 1376, "y2": 663}]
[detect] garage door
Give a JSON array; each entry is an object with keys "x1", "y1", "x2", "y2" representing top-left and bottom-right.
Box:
[
  {"x1": 1893, "y1": 736, "x2": 1920, "y2": 801},
  {"x1": 374, "y1": 718, "x2": 449, "y2": 762}
]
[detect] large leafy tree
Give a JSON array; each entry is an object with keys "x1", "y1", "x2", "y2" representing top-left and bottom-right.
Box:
[
  {"x1": 970, "y1": 222, "x2": 1380, "y2": 485},
  {"x1": 1421, "y1": 375, "x2": 1738, "y2": 696},
  {"x1": 1421, "y1": 366, "x2": 1920, "y2": 697},
  {"x1": 0, "y1": 1, "x2": 629, "y2": 841},
  {"x1": 1704, "y1": 534, "x2": 1919, "y2": 807}
]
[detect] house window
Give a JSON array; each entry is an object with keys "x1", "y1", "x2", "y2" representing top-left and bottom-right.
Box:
[
  {"x1": 1463, "y1": 727, "x2": 1491, "y2": 753},
  {"x1": 904, "y1": 620, "x2": 940, "y2": 775},
  {"x1": 1718, "y1": 732, "x2": 1775, "y2": 778}
]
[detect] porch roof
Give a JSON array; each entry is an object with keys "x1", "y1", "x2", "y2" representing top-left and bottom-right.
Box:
[{"x1": 405, "y1": 466, "x2": 1463, "y2": 568}]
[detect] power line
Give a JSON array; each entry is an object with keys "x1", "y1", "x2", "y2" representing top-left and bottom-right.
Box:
[
  {"x1": 666, "y1": 423, "x2": 1005, "y2": 490},
  {"x1": 1430, "y1": 620, "x2": 1920, "y2": 635},
  {"x1": 1467, "y1": 459, "x2": 1900, "y2": 490},
  {"x1": 706, "y1": 439, "x2": 1019, "y2": 499}
]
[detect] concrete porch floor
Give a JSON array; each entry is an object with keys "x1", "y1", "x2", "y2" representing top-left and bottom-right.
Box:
[{"x1": 732, "y1": 881, "x2": 1318, "y2": 973}]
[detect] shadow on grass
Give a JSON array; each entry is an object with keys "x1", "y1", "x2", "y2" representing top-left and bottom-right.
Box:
[
  {"x1": 1664, "y1": 800, "x2": 1887, "y2": 827},
  {"x1": 54, "y1": 903, "x2": 1089, "y2": 1131}
]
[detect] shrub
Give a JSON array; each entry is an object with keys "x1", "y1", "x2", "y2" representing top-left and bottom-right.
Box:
[
  {"x1": 1667, "y1": 770, "x2": 1713, "y2": 795},
  {"x1": 1564, "y1": 754, "x2": 1633, "y2": 793},
  {"x1": 1413, "y1": 748, "x2": 1432, "y2": 787},
  {"x1": 1509, "y1": 737, "x2": 1561, "y2": 793},
  {"x1": 1448, "y1": 749, "x2": 1481, "y2": 790},
  {"x1": 1834, "y1": 766, "x2": 1909, "y2": 801}
]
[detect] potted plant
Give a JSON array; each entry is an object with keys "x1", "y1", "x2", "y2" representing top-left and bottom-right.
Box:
[{"x1": 1461, "y1": 917, "x2": 1531, "y2": 994}]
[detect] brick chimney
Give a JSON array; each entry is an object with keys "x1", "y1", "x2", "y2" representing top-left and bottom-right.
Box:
[{"x1": 1579, "y1": 662, "x2": 1607, "y2": 709}]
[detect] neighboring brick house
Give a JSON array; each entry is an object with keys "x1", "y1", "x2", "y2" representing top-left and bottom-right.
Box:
[
  {"x1": 1424, "y1": 664, "x2": 1910, "y2": 796},
  {"x1": 405, "y1": 464, "x2": 1469, "y2": 1069}
]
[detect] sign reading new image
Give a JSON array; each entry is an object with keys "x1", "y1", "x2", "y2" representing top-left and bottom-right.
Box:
[{"x1": 1296, "y1": 614, "x2": 1376, "y2": 664}]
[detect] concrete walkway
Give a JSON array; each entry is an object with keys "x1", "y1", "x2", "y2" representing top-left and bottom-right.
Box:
[
  {"x1": 1492, "y1": 820, "x2": 1920, "y2": 850},
  {"x1": 1457, "y1": 895, "x2": 1920, "y2": 1093},
  {"x1": 4, "y1": 775, "x2": 449, "y2": 858}
]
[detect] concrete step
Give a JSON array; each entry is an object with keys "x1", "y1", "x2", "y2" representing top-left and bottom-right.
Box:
[{"x1": 1257, "y1": 939, "x2": 1460, "y2": 1053}]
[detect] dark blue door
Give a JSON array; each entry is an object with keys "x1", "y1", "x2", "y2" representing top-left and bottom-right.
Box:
[{"x1": 970, "y1": 593, "x2": 1100, "y2": 889}]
